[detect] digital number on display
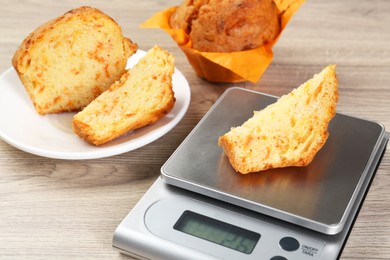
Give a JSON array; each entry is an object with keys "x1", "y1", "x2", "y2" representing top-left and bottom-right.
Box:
[{"x1": 174, "y1": 210, "x2": 260, "y2": 254}]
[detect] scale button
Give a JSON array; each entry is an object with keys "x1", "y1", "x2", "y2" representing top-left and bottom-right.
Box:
[
  {"x1": 279, "y1": 236, "x2": 300, "y2": 252},
  {"x1": 270, "y1": 256, "x2": 288, "y2": 260}
]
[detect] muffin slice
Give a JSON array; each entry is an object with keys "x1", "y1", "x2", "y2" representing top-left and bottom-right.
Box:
[
  {"x1": 73, "y1": 46, "x2": 175, "y2": 146},
  {"x1": 218, "y1": 65, "x2": 338, "y2": 174},
  {"x1": 12, "y1": 6, "x2": 137, "y2": 114}
]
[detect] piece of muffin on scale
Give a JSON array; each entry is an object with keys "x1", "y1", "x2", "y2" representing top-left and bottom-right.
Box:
[{"x1": 219, "y1": 65, "x2": 339, "y2": 174}]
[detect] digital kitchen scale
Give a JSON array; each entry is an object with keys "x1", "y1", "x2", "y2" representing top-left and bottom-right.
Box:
[{"x1": 113, "y1": 87, "x2": 388, "y2": 260}]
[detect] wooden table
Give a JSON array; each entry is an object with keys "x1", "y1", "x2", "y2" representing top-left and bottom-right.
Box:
[{"x1": 1, "y1": 1, "x2": 389, "y2": 259}]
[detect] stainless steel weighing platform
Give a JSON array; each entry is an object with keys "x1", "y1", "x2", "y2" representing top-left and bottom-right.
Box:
[{"x1": 113, "y1": 87, "x2": 388, "y2": 260}]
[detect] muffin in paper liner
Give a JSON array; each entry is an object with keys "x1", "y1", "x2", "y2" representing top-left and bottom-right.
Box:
[{"x1": 141, "y1": 0, "x2": 304, "y2": 83}]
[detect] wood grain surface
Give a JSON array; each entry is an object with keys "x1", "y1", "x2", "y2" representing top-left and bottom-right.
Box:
[{"x1": 0, "y1": 0, "x2": 389, "y2": 259}]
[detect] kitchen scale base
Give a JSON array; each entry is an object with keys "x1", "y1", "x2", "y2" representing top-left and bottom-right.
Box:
[
  {"x1": 113, "y1": 132, "x2": 387, "y2": 259},
  {"x1": 113, "y1": 139, "x2": 385, "y2": 260}
]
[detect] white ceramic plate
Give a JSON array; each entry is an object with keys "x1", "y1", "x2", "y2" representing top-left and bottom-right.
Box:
[{"x1": 0, "y1": 50, "x2": 191, "y2": 159}]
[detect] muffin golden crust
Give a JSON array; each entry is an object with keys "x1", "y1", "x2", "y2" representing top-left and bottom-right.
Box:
[
  {"x1": 12, "y1": 6, "x2": 137, "y2": 115},
  {"x1": 170, "y1": 0, "x2": 280, "y2": 52}
]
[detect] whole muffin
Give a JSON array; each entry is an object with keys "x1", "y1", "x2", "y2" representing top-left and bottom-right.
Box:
[{"x1": 170, "y1": 0, "x2": 280, "y2": 52}]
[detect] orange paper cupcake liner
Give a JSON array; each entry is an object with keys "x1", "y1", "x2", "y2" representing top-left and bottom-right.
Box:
[{"x1": 141, "y1": 1, "x2": 304, "y2": 83}]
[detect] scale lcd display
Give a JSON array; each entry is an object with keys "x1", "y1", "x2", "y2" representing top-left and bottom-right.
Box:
[{"x1": 173, "y1": 210, "x2": 260, "y2": 254}]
